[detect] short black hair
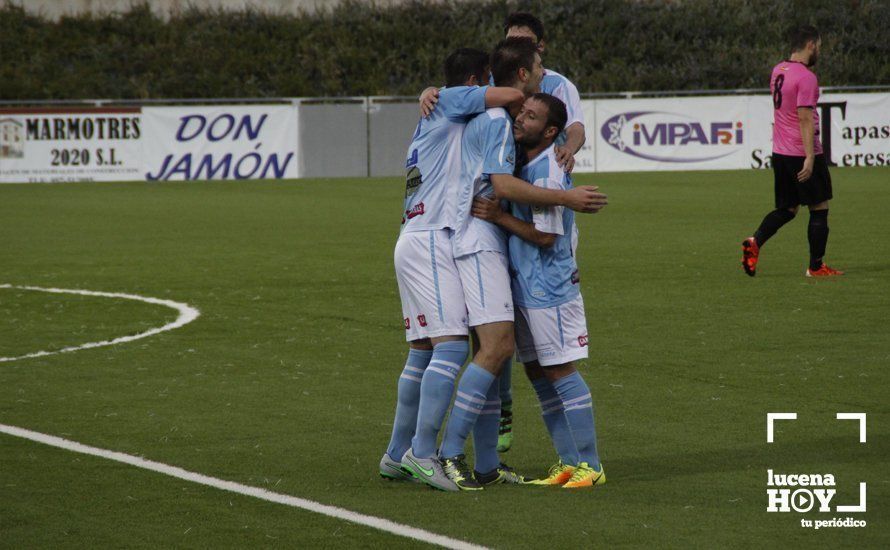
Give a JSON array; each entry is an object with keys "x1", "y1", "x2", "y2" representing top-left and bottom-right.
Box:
[
  {"x1": 443, "y1": 48, "x2": 489, "y2": 87},
  {"x1": 531, "y1": 93, "x2": 567, "y2": 135},
  {"x1": 504, "y1": 12, "x2": 545, "y2": 42},
  {"x1": 789, "y1": 25, "x2": 820, "y2": 52},
  {"x1": 490, "y1": 37, "x2": 538, "y2": 87}
]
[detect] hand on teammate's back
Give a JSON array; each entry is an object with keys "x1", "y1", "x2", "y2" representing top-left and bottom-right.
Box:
[
  {"x1": 565, "y1": 186, "x2": 607, "y2": 213},
  {"x1": 554, "y1": 145, "x2": 575, "y2": 173},
  {"x1": 419, "y1": 87, "x2": 440, "y2": 117},
  {"x1": 471, "y1": 196, "x2": 504, "y2": 222}
]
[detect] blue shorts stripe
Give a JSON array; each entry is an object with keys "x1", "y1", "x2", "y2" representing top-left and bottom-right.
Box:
[
  {"x1": 556, "y1": 306, "x2": 564, "y2": 347},
  {"x1": 474, "y1": 254, "x2": 485, "y2": 308},
  {"x1": 429, "y1": 231, "x2": 444, "y2": 322}
]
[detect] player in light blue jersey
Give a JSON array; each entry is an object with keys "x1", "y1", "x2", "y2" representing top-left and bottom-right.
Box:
[
  {"x1": 421, "y1": 12, "x2": 586, "y2": 176},
  {"x1": 494, "y1": 12, "x2": 589, "y2": 451},
  {"x1": 472, "y1": 93, "x2": 606, "y2": 488},
  {"x1": 426, "y1": 39, "x2": 607, "y2": 490},
  {"x1": 383, "y1": 48, "x2": 526, "y2": 491},
  {"x1": 504, "y1": 12, "x2": 586, "y2": 171}
]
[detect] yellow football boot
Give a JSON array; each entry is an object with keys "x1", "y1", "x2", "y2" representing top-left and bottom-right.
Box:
[
  {"x1": 561, "y1": 462, "x2": 606, "y2": 489},
  {"x1": 529, "y1": 461, "x2": 576, "y2": 486}
]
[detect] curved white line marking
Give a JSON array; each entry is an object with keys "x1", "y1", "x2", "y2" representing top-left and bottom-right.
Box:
[{"x1": 0, "y1": 284, "x2": 200, "y2": 363}]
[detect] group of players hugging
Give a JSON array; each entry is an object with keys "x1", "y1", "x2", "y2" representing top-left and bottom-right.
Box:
[{"x1": 379, "y1": 13, "x2": 837, "y2": 492}]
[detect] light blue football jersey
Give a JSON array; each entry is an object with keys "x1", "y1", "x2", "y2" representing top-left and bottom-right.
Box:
[
  {"x1": 540, "y1": 69, "x2": 584, "y2": 146},
  {"x1": 509, "y1": 144, "x2": 580, "y2": 309},
  {"x1": 452, "y1": 107, "x2": 516, "y2": 258},
  {"x1": 402, "y1": 85, "x2": 488, "y2": 233}
]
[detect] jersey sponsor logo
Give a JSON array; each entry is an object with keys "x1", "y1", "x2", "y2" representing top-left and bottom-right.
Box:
[
  {"x1": 405, "y1": 164, "x2": 422, "y2": 198},
  {"x1": 405, "y1": 202, "x2": 425, "y2": 219},
  {"x1": 601, "y1": 111, "x2": 744, "y2": 163},
  {"x1": 578, "y1": 334, "x2": 589, "y2": 347},
  {"x1": 417, "y1": 314, "x2": 428, "y2": 327}
]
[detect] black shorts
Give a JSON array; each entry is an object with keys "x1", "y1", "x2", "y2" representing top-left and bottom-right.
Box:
[{"x1": 772, "y1": 153, "x2": 833, "y2": 209}]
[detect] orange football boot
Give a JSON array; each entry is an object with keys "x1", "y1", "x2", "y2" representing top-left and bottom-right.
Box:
[
  {"x1": 741, "y1": 237, "x2": 759, "y2": 277},
  {"x1": 806, "y1": 264, "x2": 844, "y2": 277}
]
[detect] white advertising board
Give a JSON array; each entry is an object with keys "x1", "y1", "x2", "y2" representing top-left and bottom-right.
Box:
[
  {"x1": 576, "y1": 93, "x2": 890, "y2": 173},
  {"x1": 586, "y1": 96, "x2": 749, "y2": 172},
  {"x1": 0, "y1": 108, "x2": 143, "y2": 183},
  {"x1": 748, "y1": 93, "x2": 890, "y2": 170},
  {"x1": 142, "y1": 105, "x2": 300, "y2": 181}
]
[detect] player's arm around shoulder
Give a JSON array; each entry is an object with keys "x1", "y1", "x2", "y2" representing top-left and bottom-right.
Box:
[
  {"x1": 484, "y1": 87, "x2": 524, "y2": 110},
  {"x1": 471, "y1": 196, "x2": 556, "y2": 249},
  {"x1": 418, "y1": 85, "x2": 521, "y2": 118}
]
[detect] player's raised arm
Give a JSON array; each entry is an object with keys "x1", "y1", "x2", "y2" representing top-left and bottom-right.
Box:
[
  {"x1": 490, "y1": 173, "x2": 606, "y2": 213},
  {"x1": 472, "y1": 196, "x2": 556, "y2": 248},
  {"x1": 555, "y1": 122, "x2": 586, "y2": 172},
  {"x1": 484, "y1": 87, "x2": 525, "y2": 109},
  {"x1": 552, "y1": 78, "x2": 586, "y2": 172}
]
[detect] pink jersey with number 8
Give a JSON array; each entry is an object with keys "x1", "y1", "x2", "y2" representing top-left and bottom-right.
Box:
[{"x1": 770, "y1": 61, "x2": 823, "y2": 157}]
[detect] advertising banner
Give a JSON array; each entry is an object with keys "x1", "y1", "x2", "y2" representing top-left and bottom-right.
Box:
[
  {"x1": 804, "y1": 93, "x2": 889, "y2": 169},
  {"x1": 142, "y1": 105, "x2": 299, "y2": 181},
  {"x1": 579, "y1": 93, "x2": 890, "y2": 173},
  {"x1": 1, "y1": 95, "x2": 884, "y2": 181},
  {"x1": 589, "y1": 96, "x2": 750, "y2": 172},
  {"x1": 0, "y1": 108, "x2": 143, "y2": 183}
]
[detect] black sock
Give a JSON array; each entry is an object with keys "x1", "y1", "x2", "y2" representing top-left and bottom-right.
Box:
[
  {"x1": 753, "y1": 209, "x2": 795, "y2": 247},
  {"x1": 808, "y1": 209, "x2": 829, "y2": 270}
]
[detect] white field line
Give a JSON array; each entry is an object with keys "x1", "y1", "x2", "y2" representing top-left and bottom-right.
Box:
[
  {"x1": 0, "y1": 424, "x2": 487, "y2": 550},
  {"x1": 0, "y1": 284, "x2": 200, "y2": 362}
]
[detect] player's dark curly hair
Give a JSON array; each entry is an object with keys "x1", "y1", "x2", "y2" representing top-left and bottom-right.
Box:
[
  {"x1": 490, "y1": 37, "x2": 538, "y2": 87},
  {"x1": 503, "y1": 12, "x2": 545, "y2": 42},
  {"x1": 531, "y1": 93, "x2": 567, "y2": 135},
  {"x1": 444, "y1": 48, "x2": 490, "y2": 87},
  {"x1": 789, "y1": 25, "x2": 820, "y2": 52}
]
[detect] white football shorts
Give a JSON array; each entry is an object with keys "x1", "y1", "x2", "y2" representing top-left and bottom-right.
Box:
[
  {"x1": 455, "y1": 250, "x2": 514, "y2": 327},
  {"x1": 515, "y1": 294, "x2": 589, "y2": 366},
  {"x1": 394, "y1": 229, "x2": 468, "y2": 342}
]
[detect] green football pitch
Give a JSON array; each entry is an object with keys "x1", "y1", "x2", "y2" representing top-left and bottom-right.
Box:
[{"x1": 1, "y1": 168, "x2": 888, "y2": 548}]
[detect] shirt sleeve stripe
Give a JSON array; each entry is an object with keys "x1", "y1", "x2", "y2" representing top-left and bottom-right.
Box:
[{"x1": 498, "y1": 119, "x2": 511, "y2": 166}]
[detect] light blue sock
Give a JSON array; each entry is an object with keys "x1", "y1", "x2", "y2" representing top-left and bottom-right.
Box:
[
  {"x1": 552, "y1": 372, "x2": 601, "y2": 469},
  {"x1": 471, "y1": 375, "x2": 501, "y2": 474},
  {"x1": 531, "y1": 377, "x2": 580, "y2": 466},
  {"x1": 385, "y1": 348, "x2": 433, "y2": 461},
  {"x1": 440, "y1": 363, "x2": 495, "y2": 459},
  {"x1": 498, "y1": 358, "x2": 513, "y2": 409},
  {"x1": 411, "y1": 340, "x2": 468, "y2": 458}
]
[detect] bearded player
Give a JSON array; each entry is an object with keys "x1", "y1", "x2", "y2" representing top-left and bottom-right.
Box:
[
  {"x1": 472, "y1": 93, "x2": 605, "y2": 488},
  {"x1": 742, "y1": 25, "x2": 843, "y2": 278}
]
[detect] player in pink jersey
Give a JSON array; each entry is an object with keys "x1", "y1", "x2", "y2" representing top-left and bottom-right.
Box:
[{"x1": 742, "y1": 25, "x2": 843, "y2": 278}]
